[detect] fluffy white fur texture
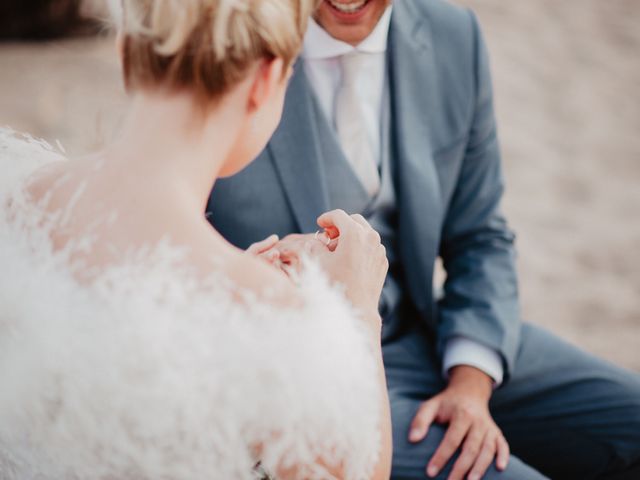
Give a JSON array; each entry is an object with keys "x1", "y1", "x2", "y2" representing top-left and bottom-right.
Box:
[{"x1": 0, "y1": 129, "x2": 381, "y2": 479}]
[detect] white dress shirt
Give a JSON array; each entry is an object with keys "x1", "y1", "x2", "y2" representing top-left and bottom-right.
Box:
[
  {"x1": 303, "y1": 8, "x2": 391, "y2": 170},
  {"x1": 301, "y1": 8, "x2": 504, "y2": 386}
]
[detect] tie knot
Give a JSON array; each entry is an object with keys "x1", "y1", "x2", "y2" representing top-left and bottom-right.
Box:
[{"x1": 340, "y1": 52, "x2": 367, "y2": 88}]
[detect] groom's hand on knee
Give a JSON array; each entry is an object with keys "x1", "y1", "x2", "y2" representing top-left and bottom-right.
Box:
[{"x1": 408, "y1": 366, "x2": 510, "y2": 480}]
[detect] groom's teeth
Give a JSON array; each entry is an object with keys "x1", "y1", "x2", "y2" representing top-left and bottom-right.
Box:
[{"x1": 328, "y1": 0, "x2": 368, "y2": 14}]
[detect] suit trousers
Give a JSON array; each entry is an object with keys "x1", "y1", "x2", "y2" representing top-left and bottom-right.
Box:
[{"x1": 385, "y1": 323, "x2": 640, "y2": 479}]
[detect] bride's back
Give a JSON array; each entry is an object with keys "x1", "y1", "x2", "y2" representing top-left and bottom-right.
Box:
[{"x1": 23, "y1": 155, "x2": 218, "y2": 280}]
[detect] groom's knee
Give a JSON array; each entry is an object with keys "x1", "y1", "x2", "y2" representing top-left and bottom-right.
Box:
[
  {"x1": 390, "y1": 397, "x2": 546, "y2": 480},
  {"x1": 392, "y1": 456, "x2": 546, "y2": 480},
  {"x1": 392, "y1": 440, "x2": 545, "y2": 480},
  {"x1": 558, "y1": 367, "x2": 640, "y2": 476},
  {"x1": 606, "y1": 372, "x2": 640, "y2": 468}
]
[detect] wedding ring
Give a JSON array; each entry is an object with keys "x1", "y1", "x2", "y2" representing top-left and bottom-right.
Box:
[{"x1": 314, "y1": 229, "x2": 331, "y2": 247}]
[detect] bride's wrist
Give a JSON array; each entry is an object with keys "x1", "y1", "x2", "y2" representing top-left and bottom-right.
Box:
[{"x1": 357, "y1": 306, "x2": 382, "y2": 336}]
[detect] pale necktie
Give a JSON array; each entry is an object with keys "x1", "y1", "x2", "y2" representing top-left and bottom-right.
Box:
[{"x1": 335, "y1": 52, "x2": 381, "y2": 197}]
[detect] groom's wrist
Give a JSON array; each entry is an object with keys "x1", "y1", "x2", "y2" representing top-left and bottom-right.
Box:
[
  {"x1": 442, "y1": 336, "x2": 504, "y2": 386},
  {"x1": 447, "y1": 365, "x2": 493, "y2": 402}
]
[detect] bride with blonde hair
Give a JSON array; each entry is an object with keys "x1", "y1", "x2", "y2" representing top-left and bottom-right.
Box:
[{"x1": 0, "y1": 0, "x2": 392, "y2": 478}]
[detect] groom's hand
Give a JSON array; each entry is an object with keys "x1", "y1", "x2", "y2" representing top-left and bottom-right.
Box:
[
  {"x1": 273, "y1": 233, "x2": 332, "y2": 268},
  {"x1": 246, "y1": 235, "x2": 281, "y2": 265},
  {"x1": 409, "y1": 366, "x2": 510, "y2": 480}
]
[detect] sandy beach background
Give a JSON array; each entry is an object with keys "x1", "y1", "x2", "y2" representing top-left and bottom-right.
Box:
[{"x1": 1, "y1": 0, "x2": 638, "y2": 370}]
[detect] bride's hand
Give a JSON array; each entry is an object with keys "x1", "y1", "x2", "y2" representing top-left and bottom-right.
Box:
[
  {"x1": 246, "y1": 234, "x2": 281, "y2": 266},
  {"x1": 315, "y1": 209, "x2": 388, "y2": 320}
]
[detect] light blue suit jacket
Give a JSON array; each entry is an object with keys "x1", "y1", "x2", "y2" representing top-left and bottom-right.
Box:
[{"x1": 207, "y1": 0, "x2": 521, "y2": 380}]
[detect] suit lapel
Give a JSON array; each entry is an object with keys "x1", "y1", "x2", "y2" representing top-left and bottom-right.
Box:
[
  {"x1": 389, "y1": 0, "x2": 443, "y2": 312},
  {"x1": 268, "y1": 3, "x2": 443, "y2": 312},
  {"x1": 268, "y1": 63, "x2": 330, "y2": 233}
]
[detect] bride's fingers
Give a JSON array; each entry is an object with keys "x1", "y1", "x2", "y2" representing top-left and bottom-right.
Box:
[
  {"x1": 324, "y1": 226, "x2": 340, "y2": 239},
  {"x1": 317, "y1": 210, "x2": 355, "y2": 239},
  {"x1": 350, "y1": 215, "x2": 382, "y2": 243},
  {"x1": 246, "y1": 234, "x2": 279, "y2": 255},
  {"x1": 350, "y1": 214, "x2": 371, "y2": 230}
]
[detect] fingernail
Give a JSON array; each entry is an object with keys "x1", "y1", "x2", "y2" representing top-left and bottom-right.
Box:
[
  {"x1": 427, "y1": 465, "x2": 438, "y2": 477},
  {"x1": 469, "y1": 474, "x2": 480, "y2": 480},
  {"x1": 408, "y1": 428, "x2": 421, "y2": 442}
]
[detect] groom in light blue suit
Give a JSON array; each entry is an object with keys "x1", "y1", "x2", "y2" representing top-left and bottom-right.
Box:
[{"x1": 208, "y1": 0, "x2": 640, "y2": 478}]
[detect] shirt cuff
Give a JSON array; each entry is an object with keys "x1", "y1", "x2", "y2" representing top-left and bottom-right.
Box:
[{"x1": 442, "y1": 336, "x2": 504, "y2": 387}]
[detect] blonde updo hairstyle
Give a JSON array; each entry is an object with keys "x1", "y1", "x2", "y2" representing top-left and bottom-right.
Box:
[{"x1": 113, "y1": 0, "x2": 317, "y2": 102}]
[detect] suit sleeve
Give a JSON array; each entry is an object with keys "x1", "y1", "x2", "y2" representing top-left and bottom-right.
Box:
[{"x1": 437, "y1": 10, "x2": 521, "y2": 383}]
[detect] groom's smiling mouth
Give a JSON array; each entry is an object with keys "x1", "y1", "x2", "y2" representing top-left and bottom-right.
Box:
[
  {"x1": 324, "y1": 0, "x2": 373, "y2": 20},
  {"x1": 314, "y1": 0, "x2": 388, "y2": 45}
]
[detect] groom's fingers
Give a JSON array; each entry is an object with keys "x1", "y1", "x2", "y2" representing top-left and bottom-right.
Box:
[
  {"x1": 263, "y1": 250, "x2": 280, "y2": 262},
  {"x1": 427, "y1": 414, "x2": 472, "y2": 478},
  {"x1": 409, "y1": 398, "x2": 440, "y2": 443},
  {"x1": 467, "y1": 435, "x2": 497, "y2": 480},
  {"x1": 447, "y1": 425, "x2": 485, "y2": 480},
  {"x1": 496, "y1": 434, "x2": 510, "y2": 471},
  {"x1": 247, "y1": 234, "x2": 279, "y2": 255}
]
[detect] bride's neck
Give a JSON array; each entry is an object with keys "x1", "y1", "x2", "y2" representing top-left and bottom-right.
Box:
[{"x1": 103, "y1": 91, "x2": 243, "y2": 211}]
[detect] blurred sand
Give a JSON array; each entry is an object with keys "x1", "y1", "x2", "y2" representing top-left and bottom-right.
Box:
[
  {"x1": 459, "y1": 0, "x2": 640, "y2": 371},
  {"x1": 0, "y1": 1, "x2": 638, "y2": 369}
]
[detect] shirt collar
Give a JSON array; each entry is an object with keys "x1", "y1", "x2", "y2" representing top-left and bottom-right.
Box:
[{"x1": 303, "y1": 5, "x2": 393, "y2": 59}]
